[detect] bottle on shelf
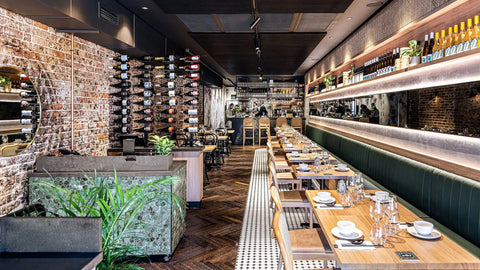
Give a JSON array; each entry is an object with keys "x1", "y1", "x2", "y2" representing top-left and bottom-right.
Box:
[
  {"x1": 427, "y1": 32, "x2": 435, "y2": 62},
  {"x1": 158, "y1": 126, "x2": 175, "y2": 133},
  {"x1": 159, "y1": 90, "x2": 176, "y2": 97},
  {"x1": 110, "y1": 91, "x2": 129, "y2": 98},
  {"x1": 178, "y1": 73, "x2": 200, "y2": 80},
  {"x1": 113, "y1": 99, "x2": 130, "y2": 106},
  {"x1": 110, "y1": 81, "x2": 132, "y2": 88},
  {"x1": 156, "y1": 82, "x2": 175, "y2": 89},
  {"x1": 21, "y1": 126, "x2": 37, "y2": 134},
  {"x1": 180, "y1": 90, "x2": 199, "y2": 97},
  {"x1": 133, "y1": 99, "x2": 153, "y2": 106},
  {"x1": 19, "y1": 92, "x2": 37, "y2": 98},
  {"x1": 135, "y1": 64, "x2": 166, "y2": 72},
  {"x1": 21, "y1": 110, "x2": 38, "y2": 117},
  {"x1": 465, "y1": 18, "x2": 474, "y2": 51},
  {"x1": 432, "y1": 31, "x2": 444, "y2": 60},
  {"x1": 20, "y1": 118, "x2": 37, "y2": 125},
  {"x1": 133, "y1": 108, "x2": 153, "y2": 115},
  {"x1": 157, "y1": 99, "x2": 177, "y2": 106},
  {"x1": 452, "y1": 24, "x2": 460, "y2": 55},
  {"x1": 184, "y1": 81, "x2": 199, "y2": 88},
  {"x1": 113, "y1": 117, "x2": 131, "y2": 124},
  {"x1": 114, "y1": 126, "x2": 131, "y2": 134},
  {"x1": 132, "y1": 73, "x2": 153, "y2": 79},
  {"x1": 160, "y1": 117, "x2": 176, "y2": 123},
  {"x1": 109, "y1": 63, "x2": 130, "y2": 71},
  {"x1": 133, "y1": 126, "x2": 153, "y2": 133},
  {"x1": 20, "y1": 100, "x2": 38, "y2": 107},
  {"x1": 473, "y1": 15, "x2": 480, "y2": 49},
  {"x1": 134, "y1": 81, "x2": 153, "y2": 89},
  {"x1": 422, "y1": 34, "x2": 429, "y2": 63},
  {"x1": 184, "y1": 127, "x2": 198, "y2": 133},
  {"x1": 114, "y1": 108, "x2": 131, "y2": 115},
  {"x1": 445, "y1": 27, "x2": 454, "y2": 57},
  {"x1": 182, "y1": 109, "x2": 198, "y2": 115},
  {"x1": 181, "y1": 55, "x2": 200, "y2": 62},
  {"x1": 457, "y1": 21, "x2": 467, "y2": 53},
  {"x1": 155, "y1": 73, "x2": 176, "y2": 80},
  {"x1": 110, "y1": 73, "x2": 130, "y2": 80},
  {"x1": 134, "y1": 117, "x2": 154, "y2": 123},
  {"x1": 183, "y1": 118, "x2": 198, "y2": 124},
  {"x1": 131, "y1": 90, "x2": 153, "y2": 98},
  {"x1": 159, "y1": 108, "x2": 177, "y2": 114},
  {"x1": 183, "y1": 99, "x2": 198, "y2": 106},
  {"x1": 135, "y1": 56, "x2": 165, "y2": 63},
  {"x1": 179, "y1": 64, "x2": 200, "y2": 71},
  {"x1": 110, "y1": 55, "x2": 129, "y2": 62}
]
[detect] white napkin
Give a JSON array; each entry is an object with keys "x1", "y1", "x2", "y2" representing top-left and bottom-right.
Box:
[
  {"x1": 315, "y1": 204, "x2": 344, "y2": 210},
  {"x1": 286, "y1": 143, "x2": 293, "y2": 148},
  {"x1": 335, "y1": 240, "x2": 376, "y2": 250}
]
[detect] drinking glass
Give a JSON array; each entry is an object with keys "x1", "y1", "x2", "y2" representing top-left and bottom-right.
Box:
[
  {"x1": 384, "y1": 196, "x2": 399, "y2": 235},
  {"x1": 370, "y1": 222, "x2": 388, "y2": 246},
  {"x1": 314, "y1": 157, "x2": 321, "y2": 173},
  {"x1": 354, "y1": 174, "x2": 365, "y2": 201},
  {"x1": 370, "y1": 200, "x2": 385, "y2": 222},
  {"x1": 347, "y1": 176, "x2": 357, "y2": 203}
]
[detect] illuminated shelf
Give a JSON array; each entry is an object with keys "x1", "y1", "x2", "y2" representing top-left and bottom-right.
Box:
[{"x1": 308, "y1": 47, "x2": 480, "y2": 103}]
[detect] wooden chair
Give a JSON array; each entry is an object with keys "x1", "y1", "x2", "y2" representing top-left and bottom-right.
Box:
[
  {"x1": 267, "y1": 147, "x2": 291, "y2": 173},
  {"x1": 243, "y1": 118, "x2": 255, "y2": 147},
  {"x1": 258, "y1": 118, "x2": 270, "y2": 146},
  {"x1": 276, "y1": 117, "x2": 288, "y2": 128},
  {"x1": 272, "y1": 210, "x2": 335, "y2": 270},
  {"x1": 291, "y1": 118, "x2": 303, "y2": 134}
]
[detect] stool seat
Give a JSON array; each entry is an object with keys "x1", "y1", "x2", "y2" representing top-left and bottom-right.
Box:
[
  {"x1": 243, "y1": 118, "x2": 255, "y2": 147},
  {"x1": 258, "y1": 118, "x2": 270, "y2": 146}
]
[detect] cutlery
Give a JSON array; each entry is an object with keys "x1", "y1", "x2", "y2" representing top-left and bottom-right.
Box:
[
  {"x1": 399, "y1": 222, "x2": 414, "y2": 227},
  {"x1": 334, "y1": 243, "x2": 381, "y2": 248}
]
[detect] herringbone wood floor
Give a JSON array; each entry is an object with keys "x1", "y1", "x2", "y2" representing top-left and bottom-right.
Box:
[{"x1": 139, "y1": 146, "x2": 261, "y2": 270}]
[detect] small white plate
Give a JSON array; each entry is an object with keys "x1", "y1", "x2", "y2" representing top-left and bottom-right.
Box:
[
  {"x1": 335, "y1": 168, "x2": 350, "y2": 172},
  {"x1": 407, "y1": 226, "x2": 442, "y2": 240},
  {"x1": 331, "y1": 227, "x2": 363, "y2": 240},
  {"x1": 297, "y1": 167, "x2": 311, "y2": 172},
  {"x1": 290, "y1": 154, "x2": 300, "y2": 158},
  {"x1": 313, "y1": 196, "x2": 336, "y2": 204}
]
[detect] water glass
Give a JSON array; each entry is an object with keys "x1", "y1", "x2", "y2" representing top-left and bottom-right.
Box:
[
  {"x1": 314, "y1": 157, "x2": 321, "y2": 173},
  {"x1": 385, "y1": 196, "x2": 400, "y2": 235},
  {"x1": 370, "y1": 200, "x2": 385, "y2": 222},
  {"x1": 354, "y1": 174, "x2": 365, "y2": 201},
  {"x1": 370, "y1": 222, "x2": 388, "y2": 246}
]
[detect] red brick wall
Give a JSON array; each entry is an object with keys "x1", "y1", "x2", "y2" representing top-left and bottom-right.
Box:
[
  {"x1": 408, "y1": 81, "x2": 480, "y2": 135},
  {"x1": 0, "y1": 8, "x2": 116, "y2": 214}
]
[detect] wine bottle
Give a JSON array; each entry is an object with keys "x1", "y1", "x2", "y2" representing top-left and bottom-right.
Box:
[
  {"x1": 159, "y1": 90, "x2": 176, "y2": 97},
  {"x1": 184, "y1": 127, "x2": 198, "y2": 133},
  {"x1": 445, "y1": 27, "x2": 454, "y2": 57},
  {"x1": 110, "y1": 73, "x2": 130, "y2": 80},
  {"x1": 19, "y1": 92, "x2": 37, "y2": 98},
  {"x1": 159, "y1": 108, "x2": 177, "y2": 114},
  {"x1": 110, "y1": 81, "x2": 132, "y2": 88},
  {"x1": 110, "y1": 91, "x2": 129, "y2": 98},
  {"x1": 109, "y1": 63, "x2": 130, "y2": 71},
  {"x1": 133, "y1": 126, "x2": 153, "y2": 132},
  {"x1": 134, "y1": 117, "x2": 154, "y2": 123},
  {"x1": 179, "y1": 73, "x2": 199, "y2": 80},
  {"x1": 20, "y1": 100, "x2": 37, "y2": 107},
  {"x1": 135, "y1": 56, "x2": 165, "y2": 63},
  {"x1": 131, "y1": 90, "x2": 153, "y2": 98},
  {"x1": 22, "y1": 127, "x2": 36, "y2": 134},
  {"x1": 133, "y1": 99, "x2": 153, "y2": 106},
  {"x1": 21, "y1": 118, "x2": 37, "y2": 125},
  {"x1": 110, "y1": 55, "x2": 129, "y2": 62},
  {"x1": 457, "y1": 21, "x2": 467, "y2": 53},
  {"x1": 113, "y1": 117, "x2": 131, "y2": 124},
  {"x1": 133, "y1": 108, "x2": 153, "y2": 115},
  {"x1": 155, "y1": 73, "x2": 176, "y2": 80},
  {"x1": 180, "y1": 90, "x2": 199, "y2": 97},
  {"x1": 181, "y1": 55, "x2": 200, "y2": 62},
  {"x1": 432, "y1": 32, "x2": 440, "y2": 61},
  {"x1": 473, "y1": 15, "x2": 480, "y2": 49},
  {"x1": 157, "y1": 99, "x2": 177, "y2": 106},
  {"x1": 421, "y1": 35, "x2": 429, "y2": 63},
  {"x1": 465, "y1": 18, "x2": 474, "y2": 51},
  {"x1": 182, "y1": 109, "x2": 198, "y2": 115},
  {"x1": 183, "y1": 99, "x2": 198, "y2": 106},
  {"x1": 159, "y1": 126, "x2": 175, "y2": 133},
  {"x1": 113, "y1": 99, "x2": 130, "y2": 106},
  {"x1": 132, "y1": 73, "x2": 153, "y2": 79},
  {"x1": 21, "y1": 110, "x2": 37, "y2": 117},
  {"x1": 183, "y1": 118, "x2": 198, "y2": 124},
  {"x1": 179, "y1": 63, "x2": 200, "y2": 71},
  {"x1": 114, "y1": 108, "x2": 131, "y2": 115},
  {"x1": 135, "y1": 64, "x2": 156, "y2": 71},
  {"x1": 134, "y1": 81, "x2": 153, "y2": 89},
  {"x1": 156, "y1": 81, "x2": 175, "y2": 89},
  {"x1": 114, "y1": 126, "x2": 131, "y2": 133},
  {"x1": 184, "y1": 82, "x2": 199, "y2": 88},
  {"x1": 160, "y1": 117, "x2": 176, "y2": 123},
  {"x1": 452, "y1": 24, "x2": 460, "y2": 55},
  {"x1": 427, "y1": 32, "x2": 434, "y2": 62}
]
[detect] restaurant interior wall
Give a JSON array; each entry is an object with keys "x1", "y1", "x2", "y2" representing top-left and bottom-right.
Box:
[{"x1": 0, "y1": 8, "x2": 116, "y2": 215}]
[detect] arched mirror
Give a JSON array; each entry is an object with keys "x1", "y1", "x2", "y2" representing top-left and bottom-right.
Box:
[{"x1": 0, "y1": 66, "x2": 40, "y2": 157}]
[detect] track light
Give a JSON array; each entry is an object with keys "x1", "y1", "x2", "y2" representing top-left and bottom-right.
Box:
[{"x1": 250, "y1": 17, "x2": 261, "y2": 30}]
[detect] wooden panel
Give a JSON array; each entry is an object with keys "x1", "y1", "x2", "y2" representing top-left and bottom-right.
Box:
[{"x1": 173, "y1": 150, "x2": 204, "y2": 202}]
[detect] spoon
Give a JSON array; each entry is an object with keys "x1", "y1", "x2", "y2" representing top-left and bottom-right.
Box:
[{"x1": 349, "y1": 238, "x2": 365, "y2": 245}]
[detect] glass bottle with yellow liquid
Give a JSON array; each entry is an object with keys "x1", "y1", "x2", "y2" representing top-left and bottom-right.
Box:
[
  {"x1": 457, "y1": 21, "x2": 467, "y2": 53},
  {"x1": 432, "y1": 32, "x2": 442, "y2": 60},
  {"x1": 452, "y1": 24, "x2": 460, "y2": 55},
  {"x1": 472, "y1": 15, "x2": 480, "y2": 49},
  {"x1": 444, "y1": 27, "x2": 453, "y2": 57},
  {"x1": 464, "y1": 18, "x2": 474, "y2": 51}
]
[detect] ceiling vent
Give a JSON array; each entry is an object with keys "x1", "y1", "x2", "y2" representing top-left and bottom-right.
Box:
[{"x1": 99, "y1": 6, "x2": 119, "y2": 26}]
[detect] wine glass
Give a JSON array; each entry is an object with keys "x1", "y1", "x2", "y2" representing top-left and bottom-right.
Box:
[
  {"x1": 370, "y1": 222, "x2": 388, "y2": 246},
  {"x1": 384, "y1": 196, "x2": 399, "y2": 235},
  {"x1": 314, "y1": 157, "x2": 321, "y2": 173},
  {"x1": 354, "y1": 173, "x2": 365, "y2": 201},
  {"x1": 347, "y1": 176, "x2": 357, "y2": 203},
  {"x1": 370, "y1": 200, "x2": 385, "y2": 222}
]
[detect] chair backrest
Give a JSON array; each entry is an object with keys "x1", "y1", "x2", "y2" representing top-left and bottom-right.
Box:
[
  {"x1": 259, "y1": 118, "x2": 270, "y2": 127},
  {"x1": 291, "y1": 118, "x2": 302, "y2": 127},
  {"x1": 269, "y1": 161, "x2": 281, "y2": 191},
  {"x1": 204, "y1": 134, "x2": 217, "y2": 145},
  {"x1": 270, "y1": 186, "x2": 283, "y2": 211},
  {"x1": 243, "y1": 118, "x2": 254, "y2": 127},
  {"x1": 273, "y1": 210, "x2": 295, "y2": 270},
  {"x1": 276, "y1": 118, "x2": 288, "y2": 127}
]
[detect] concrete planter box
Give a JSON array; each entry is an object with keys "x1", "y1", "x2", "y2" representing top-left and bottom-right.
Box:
[{"x1": 36, "y1": 154, "x2": 173, "y2": 172}]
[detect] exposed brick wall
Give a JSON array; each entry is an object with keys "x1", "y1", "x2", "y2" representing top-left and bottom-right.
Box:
[
  {"x1": 0, "y1": 8, "x2": 116, "y2": 215},
  {"x1": 408, "y1": 82, "x2": 480, "y2": 134}
]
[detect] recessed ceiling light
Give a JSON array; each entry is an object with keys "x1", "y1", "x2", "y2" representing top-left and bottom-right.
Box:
[
  {"x1": 347, "y1": 17, "x2": 352, "y2": 20},
  {"x1": 328, "y1": 36, "x2": 333, "y2": 39},
  {"x1": 141, "y1": 6, "x2": 149, "y2": 10},
  {"x1": 366, "y1": 1, "x2": 384, "y2": 8}
]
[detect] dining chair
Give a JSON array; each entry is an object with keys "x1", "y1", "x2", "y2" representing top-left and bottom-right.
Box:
[
  {"x1": 243, "y1": 118, "x2": 255, "y2": 147},
  {"x1": 258, "y1": 117, "x2": 270, "y2": 146},
  {"x1": 267, "y1": 149, "x2": 292, "y2": 175},
  {"x1": 272, "y1": 210, "x2": 335, "y2": 270},
  {"x1": 276, "y1": 117, "x2": 288, "y2": 128},
  {"x1": 291, "y1": 118, "x2": 303, "y2": 134}
]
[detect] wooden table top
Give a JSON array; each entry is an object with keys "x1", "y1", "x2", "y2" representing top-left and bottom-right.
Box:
[
  {"x1": 286, "y1": 153, "x2": 336, "y2": 164},
  {"x1": 293, "y1": 165, "x2": 354, "y2": 179},
  {"x1": 217, "y1": 136, "x2": 229, "y2": 140},
  {"x1": 203, "y1": 145, "x2": 216, "y2": 152},
  {"x1": 227, "y1": 130, "x2": 235, "y2": 134},
  {"x1": 306, "y1": 190, "x2": 480, "y2": 270}
]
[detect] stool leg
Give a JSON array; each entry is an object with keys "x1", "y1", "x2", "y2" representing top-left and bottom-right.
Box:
[{"x1": 243, "y1": 128, "x2": 245, "y2": 147}]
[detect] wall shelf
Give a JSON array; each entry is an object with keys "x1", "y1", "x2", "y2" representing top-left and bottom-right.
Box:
[{"x1": 308, "y1": 47, "x2": 480, "y2": 103}]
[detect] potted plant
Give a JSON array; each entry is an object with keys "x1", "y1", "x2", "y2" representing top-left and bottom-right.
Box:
[
  {"x1": 0, "y1": 75, "x2": 11, "y2": 92},
  {"x1": 323, "y1": 75, "x2": 334, "y2": 90},
  {"x1": 149, "y1": 135, "x2": 176, "y2": 167},
  {"x1": 401, "y1": 40, "x2": 423, "y2": 67}
]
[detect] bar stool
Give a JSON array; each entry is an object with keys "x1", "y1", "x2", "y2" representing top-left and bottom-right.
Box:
[
  {"x1": 258, "y1": 118, "x2": 270, "y2": 146},
  {"x1": 291, "y1": 117, "x2": 303, "y2": 133},
  {"x1": 276, "y1": 117, "x2": 288, "y2": 128},
  {"x1": 243, "y1": 118, "x2": 255, "y2": 147}
]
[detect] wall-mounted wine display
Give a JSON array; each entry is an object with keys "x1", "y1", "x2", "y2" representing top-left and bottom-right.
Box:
[
  {"x1": 109, "y1": 54, "x2": 203, "y2": 145},
  {"x1": 0, "y1": 66, "x2": 41, "y2": 157}
]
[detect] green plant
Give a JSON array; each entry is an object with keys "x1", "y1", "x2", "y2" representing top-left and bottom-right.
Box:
[
  {"x1": 402, "y1": 40, "x2": 423, "y2": 57},
  {"x1": 31, "y1": 170, "x2": 184, "y2": 270},
  {"x1": 0, "y1": 75, "x2": 11, "y2": 87},
  {"x1": 323, "y1": 75, "x2": 334, "y2": 87},
  {"x1": 149, "y1": 135, "x2": 176, "y2": 155},
  {"x1": 234, "y1": 104, "x2": 242, "y2": 113}
]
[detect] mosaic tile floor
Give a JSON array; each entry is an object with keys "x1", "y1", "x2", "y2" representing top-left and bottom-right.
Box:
[{"x1": 235, "y1": 149, "x2": 335, "y2": 270}]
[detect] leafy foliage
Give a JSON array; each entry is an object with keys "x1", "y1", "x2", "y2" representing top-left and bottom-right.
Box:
[
  {"x1": 31, "y1": 170, "x2": 184, "y2": 270},
  {"x1": 0, "y1": 75, "x2": 11, "y2": 87},
  {"x1": 402, "y1": 40, "x2": 423, "y2": 57},
  {"x1": 323, "y1": 75, "x2": 334, "y2": 86},
  {"x1": 149, "y1": 135, "x2": 176, "y2": 155}
]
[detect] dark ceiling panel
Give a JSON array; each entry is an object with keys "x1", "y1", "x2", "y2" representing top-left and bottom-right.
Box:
[
  {"x1": 153, "y1": 0, "x2": 352, "y2": 14},
  {"x1": 190, "y1": 33, "x2": 325, "y2": 75}
]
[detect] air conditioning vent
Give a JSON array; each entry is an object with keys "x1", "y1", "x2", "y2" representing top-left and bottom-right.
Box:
[{"x1": 99, "y1": 7, "x2": 119, "y2": 25}]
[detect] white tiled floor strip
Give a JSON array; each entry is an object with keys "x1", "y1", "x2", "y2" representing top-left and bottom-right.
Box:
[{"x1": 235, "y1": 148, "x2": 335, "y2": 270}]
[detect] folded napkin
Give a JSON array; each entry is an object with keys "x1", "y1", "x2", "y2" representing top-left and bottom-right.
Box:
[
  {"x1": 315, "y1": 204, "x2": 344, "y2": 210},
  {"x1": 335, "y1": 240, "x2": 376, "y2": 250}
]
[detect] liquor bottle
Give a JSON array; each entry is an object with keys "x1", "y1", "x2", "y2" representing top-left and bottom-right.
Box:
[
  {"x1": 158, "y1": 126, "x2": 175, "y2": 133},
  {"x1": 20, "y1": 100, "x2": 37, "y2": 107},
  {"x1": 114, "y1": 108, "x2": 131, "y2": 115},
  {"x1": 134, "y1": 81, "x2": 153, "y2": 89},
  {"x1": 182, "y1": 109, "x2": 198, "y2": 115},
  {"x1": 156, "y1": 82, "x2": 175, "y2": 89},
  {"x1": 183, "y1": 118, "x2": 198, "y2": 124},
  {"x1": 110, "y1": 81, "x2": 132, "y2": 88},
  {"x1": 178, "y1": 73, "x2": 200, "y2": 80},
  {"x1": 445, "y1": 27, "x2": 454, "y2": 57},
  {"x1": 452, "y1": 24, "x2": 460, "y2": 55},
  {"x1": 110, "y1": 73, "x2": 130, "y2": 80},
  {"x1": 114, "y1": 126, "x2": 131, "y2": 133},
  {"x1": 133, "y1": 108, "x2": 153, "y2": 115},
  {"x1": 113, "y1": 117, "x2": 131, "y2": 124},
  {"x1": 113, "y1": 99, "x2": 130, "y2": 106},
  {"x1": 109, "y1": 63, "x2": 130, "y2": 71},
  {"x1": 157, "y1": 99, "x2": 177, "y2": 106},
  {"x1": 133, "y1": 126, "x2": 153, "y2": 133},
  {"x1": 438, "y1": 30, "x2": 445, "y2": 60},
  {"x1": 160, "y1": 118, "x2": 176, "y2": 123},
  {"x1": 183, "y1": 99, "x2": 199, "y2": 106},
  {"x1": 132, "y1": 73, "x2": 153, "y2": 79},
  {"x1": 421, "y1": 34, "x2": 429, "y2": 63},
  {"x1": 184, "y1": 81, "x2": 199, "y2": 88},
  {"x1": 180, "y1": 90, "x2": 199, "y2": 97},
  {"x1": 465, "y1": 18, "x2": 474, "y2": 51},
  {"x1": 159, "y1": 90, "x2": 176, "y2": 97},
  {"x1": 159, "y1": 108, "x2": 177, "y2": 114},
  {"x1": 457, "y1": 21, "x2": 467, "y2": 53},
  {"x1": 390, "y1": 49, "x2": 396, "y2": 72},
  {"x1": 179, "y1": 63, "x2": 200, "y2": 71},
  {"x1": 473, "y1": 15, "x2": 480, "y2": 49},
  {"x1": 110, "y1": 91, "x2": 129, "y2": 98},
  {"x1": 427, "y1": 32, "x2": 434, "y2": 62},
  {"x1": 432, "y1": 32, "x2": 440, "y2": 60},
  {"x1": 110, "y1": 55, "x2": 129, "y2": 62},
  {"x1": 441, "y1": 29, "x2": 450, "y2": 57},
  {"x1": 19, "y1": 92, "x2": 37, "y2": 98},
  {"x1": 184, "y1": 127, "x2": 198, "y2": 133},
  {"x1": 134, "y1": 117, "x2": 154, "y2": 123},
  {"x1": 133, "y1": 99, "x2": 153, "y2": 106}
]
